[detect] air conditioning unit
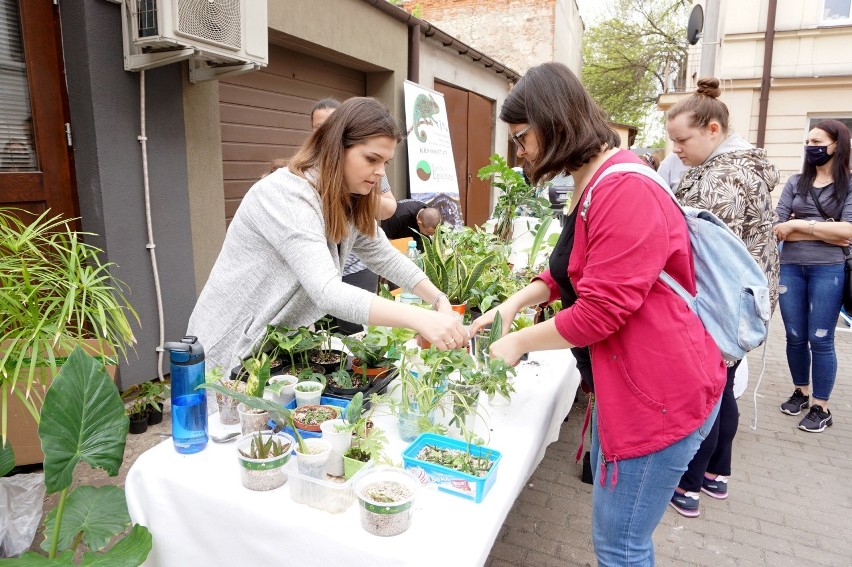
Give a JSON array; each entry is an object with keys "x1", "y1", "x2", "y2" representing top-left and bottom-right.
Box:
[{"x1": 120, "y1": 0, "x2": 268, "y2": 83}]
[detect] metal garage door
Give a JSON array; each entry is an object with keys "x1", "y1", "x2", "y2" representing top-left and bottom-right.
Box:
[{"x1": 218, "y1": 44, "x2": 366, "y2": 223}]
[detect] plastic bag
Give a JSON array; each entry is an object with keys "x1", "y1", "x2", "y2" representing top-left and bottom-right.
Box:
[{"x1": 0, "y1": 473, "x2": 46, "y2": 557}]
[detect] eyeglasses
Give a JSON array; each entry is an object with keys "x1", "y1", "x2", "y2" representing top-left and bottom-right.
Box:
[{"x1": 511, "y1": 126, "x2": 532, "y2": 151}]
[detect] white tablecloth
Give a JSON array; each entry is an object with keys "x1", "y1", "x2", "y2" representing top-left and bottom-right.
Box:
[{"x1": 126, "y1": 349, "x2": 580, "y2": 567}]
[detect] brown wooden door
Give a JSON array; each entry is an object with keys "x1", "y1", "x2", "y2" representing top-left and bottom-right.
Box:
[
  {"x1": 434, "y1": 82, "x2": 494, "y2": 227},
  {"x1": 218, "y1": 45, "x2": 366, "y2": 223},
  {"x1": 0, "y1": 0, "x2": 77, "y2": 222}
]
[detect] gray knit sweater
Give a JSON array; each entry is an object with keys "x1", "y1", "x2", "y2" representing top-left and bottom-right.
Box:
[{"x1": 187, "y1": 167, "x2": 426, "y2": 372}]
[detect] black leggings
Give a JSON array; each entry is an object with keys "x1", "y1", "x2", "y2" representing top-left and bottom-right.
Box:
[{"x1": 679, "y1": 360, "x2": 740, "y2": 491}]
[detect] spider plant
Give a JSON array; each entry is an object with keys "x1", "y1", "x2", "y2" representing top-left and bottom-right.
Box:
[{"x1": 0, "y1": 209, "x2": 137, "y2": 471}]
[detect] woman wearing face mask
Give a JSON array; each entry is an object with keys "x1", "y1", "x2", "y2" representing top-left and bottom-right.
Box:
[
  {"x1": 665, "y1": 78, "x2": 780, "y2": 518},
  {"x1": 187, "y1": 97, "x2": 466, "y2": 372},
  {"x1": 773, "y1": 119, "x2": 852, "y2": 433}
]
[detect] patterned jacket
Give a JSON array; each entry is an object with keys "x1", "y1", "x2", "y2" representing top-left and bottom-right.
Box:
[{"x1": 676, "y1": 134, "x2": 781, "y2": 312}]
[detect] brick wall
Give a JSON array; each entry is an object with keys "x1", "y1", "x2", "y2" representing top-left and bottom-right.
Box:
[{"x1": 407, "y1": 0, "x2": 557, "y2": 75}]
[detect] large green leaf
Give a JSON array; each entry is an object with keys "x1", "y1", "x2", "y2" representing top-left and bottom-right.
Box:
[
  {"x1": 79, "y1": 524, "x2": 152, "y2": 566},
  {"x1": 3, "y1": 525, "x2": 151, "y2": 567},
  {"x1": 0, "y1": 551, "x2": 76, "y2": 565},
  {"x1": 0, "y1": 439, "x2": 13, "y2": 477},
  {"x1": 41, "y1": 485, "x2": 130, "y2": 553},
  {"x1": 38, "y1": 348, "x2": 129, "y2": 493}
]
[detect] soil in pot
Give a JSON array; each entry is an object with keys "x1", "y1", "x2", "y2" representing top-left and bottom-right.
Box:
[
  {"x1": 326, "y1": 371, "x2": 371, "y2": 396},
  {"x1": 310, "y1": 349, "x2": 348, "y2": 375},
  {"x1": 356, "y1": 469, "x2": 418, "y2": 537},
  {"x1": 292, "y1": 404, "x2": 340, "y2": 432}
]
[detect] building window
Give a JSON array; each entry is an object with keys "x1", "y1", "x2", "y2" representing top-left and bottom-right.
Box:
[
  {"x1": 808, "y1": 117, "x2": 852, "y2": 133},
  {"x1": 822, "y1": 0, "x2": 852, "y2": 24}
]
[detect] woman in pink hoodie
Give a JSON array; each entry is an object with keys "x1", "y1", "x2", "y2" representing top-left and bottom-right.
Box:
[{"x1": 471, "y1": 62, "x2": 725, "y2": 566}]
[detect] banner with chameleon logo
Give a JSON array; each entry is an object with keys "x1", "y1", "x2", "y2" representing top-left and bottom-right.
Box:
[{"x1": 403, "y1": 80, "x2": 463, "y2": 227}]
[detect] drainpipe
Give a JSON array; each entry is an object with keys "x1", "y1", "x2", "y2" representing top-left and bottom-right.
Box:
[
  {"x1": 756, "y1": 0, "x2": 777, "y2": 149},
  {"x1": 700, "y1": 0, "x2": 721, "y2": 77},
  {"x1": 408, "y1": 23, "x2": 419, "y2": 83}
]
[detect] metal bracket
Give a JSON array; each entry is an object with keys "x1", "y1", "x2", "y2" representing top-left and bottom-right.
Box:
[
  {"x1": 188, "y1": 59, "x2": 261, "y2": 83},
  {"x1": 125, "y1": 48, "x2": 197, "y2": 72}
]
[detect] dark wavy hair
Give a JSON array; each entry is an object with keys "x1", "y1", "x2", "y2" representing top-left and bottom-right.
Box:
[
  {"x1": 499, "y1": 62, "x2": 621, "y2": 184},
  {"x1": 797, "y1": 119, "x2": 851, "y2": 207}
]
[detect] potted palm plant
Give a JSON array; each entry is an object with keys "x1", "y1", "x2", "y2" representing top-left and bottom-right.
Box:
[{"x1": 0, "y1": 209, "x2": 137, "y2": 468}]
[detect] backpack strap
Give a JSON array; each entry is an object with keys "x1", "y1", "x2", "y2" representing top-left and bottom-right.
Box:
[
  {"x1": 579, "y1": 161, "x2": 694, "y2": 301},
  {"x1": 580, "y1": 162, "x2": 677, "y2": 222}
]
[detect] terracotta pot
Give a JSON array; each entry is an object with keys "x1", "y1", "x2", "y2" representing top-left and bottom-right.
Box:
[
  {"x1": 292, "y1": 404, "x2": 340, "y2": 432},
  {"x1": 450, "y1": 302, "x2": 467, "y2": 316},
  {"x1": 415, "y1": 334, "x2": 432, "y2": 349},
  {"x1": 350, "y1": 360, "x2": 391, "y2": 384}
]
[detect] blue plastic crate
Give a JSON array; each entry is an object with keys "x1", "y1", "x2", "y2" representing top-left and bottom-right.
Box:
[
  {"x1": 278, "y1": 396, "x2": 351, "y2": 439},
  {"x1": 401, "y1": 432, "x2": 502, "y2": 503}
]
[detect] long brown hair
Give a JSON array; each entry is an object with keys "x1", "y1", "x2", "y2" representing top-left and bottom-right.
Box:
[
  {"x1": 499, "y1": 62, "x2": 621, "y2": 184},
  {"x1": 289, "y1": 97, "x2": 402, "y2": 242}
]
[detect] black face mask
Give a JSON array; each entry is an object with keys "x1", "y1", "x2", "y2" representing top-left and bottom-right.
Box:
[{"x1": 805, "y1": 145, "x2": 833, "y2": 166}]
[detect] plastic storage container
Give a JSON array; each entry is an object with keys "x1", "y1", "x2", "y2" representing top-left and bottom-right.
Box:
[
  {"x1": 285, "y1": 457, "x2": 373, "y2": 513},
  {"x1": 402, "y1": 432, "x2": 502, "y2": 503}
]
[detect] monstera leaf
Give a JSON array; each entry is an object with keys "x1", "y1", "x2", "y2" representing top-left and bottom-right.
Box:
[
  {"x1": 38, "y1": 347, "x2": 129, "y2": 493},
  {"x1": 41, "y1": 485, "x2": 130, "y2": 553}
]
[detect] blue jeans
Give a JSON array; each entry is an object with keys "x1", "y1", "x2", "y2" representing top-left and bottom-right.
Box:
[
  {"x1": 778, "y1": 263, "x2": 845, "y2": 401},
  {"x1": 590, "y1": 399, "x2": 720, "y2": 566}
]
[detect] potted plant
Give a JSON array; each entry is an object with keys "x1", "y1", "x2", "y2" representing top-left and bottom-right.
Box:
[
  {"x1": 420, "y1": 224, "x2": 496, "y2": 314},
  {"x1": 204, "y1": 366, "x2": 245, "y2": 425},
  {"x1": 477, "y1": 153, "x2": 550, "y2": 243},
  {"x1": 340, "y1": 393, "x2": 387, "y2": 479},
  {"x1": 236, "y1": 352, "x2": 272, "y2": 434},
  {"x1": 387, "y1": 347, "x2": 451, "y2": 442},
  {"x1": 402, "y1": 431, "x2": 503, "y2": 503},
  {"x1": 0, "y1": 209, "x2": 137, "y2": 468},
  {"x1": 293, "y1": 371, "x2": 326, "y2": 407},
  {"x1": 344, "y1": 326, "x2": 414, "y2": 383},
  {"x1": 326, "y1": 368, "x2": 370, "y2": 396},
  {"x1": 355, "y1": 466, "x2": 419, "y2": 537},
  {"x1": 126, "y1": 399, "x2": 149, "y2": 435},
  {"x1": 309, "y1": 316, "x2": 348, "y2": 374},
  {"x1": 5, "y1": 347, "x2": 152, "y2": 562},
  {"x1": 292, "y1": 404, "x2": 340, "y2": 432},
  {"x1": 236, "y1": 430, "x2": 295, "y2": 491},
  {"x1": 137, "y1": 380, "x2": 169, "y2": 425}
]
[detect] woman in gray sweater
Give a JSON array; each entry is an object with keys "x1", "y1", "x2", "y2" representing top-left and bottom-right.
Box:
[{"x1": 188, "y1": 98, "x2": 466, "y2": 371}]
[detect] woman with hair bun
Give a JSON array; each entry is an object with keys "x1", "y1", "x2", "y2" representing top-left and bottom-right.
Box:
[
  {"x1": 773, "y1": 119, "x2": 852, "y2": 433},
  {"x1": 665, "y1": 77, "x2": 780, "y2": 518}
]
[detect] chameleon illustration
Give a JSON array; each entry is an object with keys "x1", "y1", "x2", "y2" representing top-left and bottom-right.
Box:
[{"x1": 413, "y1": 93, "x2": 440, "y2": 142}]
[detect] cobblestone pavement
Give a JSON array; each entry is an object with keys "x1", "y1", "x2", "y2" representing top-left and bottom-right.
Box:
[
  {"x1": 486, "y1": 310, "x2": 852, "y2": 566},
  {"x1": 29, "y1": 311, "x2": 852, "y2": 565}
]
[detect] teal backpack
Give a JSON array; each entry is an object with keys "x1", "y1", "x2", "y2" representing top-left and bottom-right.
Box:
[{"x1": 580, "y1": 162, "x2": 771, "y2": 362}]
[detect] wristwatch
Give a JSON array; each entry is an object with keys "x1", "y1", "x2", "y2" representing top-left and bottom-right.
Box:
[{"x1": 808, "y1": 220, "x2": 816, "y2": 235}]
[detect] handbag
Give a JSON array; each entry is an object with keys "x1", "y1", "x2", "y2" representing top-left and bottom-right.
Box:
[{"x1": 808, "y1": 187, "x2": 852, "y2": 312}]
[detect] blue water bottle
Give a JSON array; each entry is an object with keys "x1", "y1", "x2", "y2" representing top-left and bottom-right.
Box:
[{"x1": 163, "y1": 336, "x2": 208, "y2": 454}]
